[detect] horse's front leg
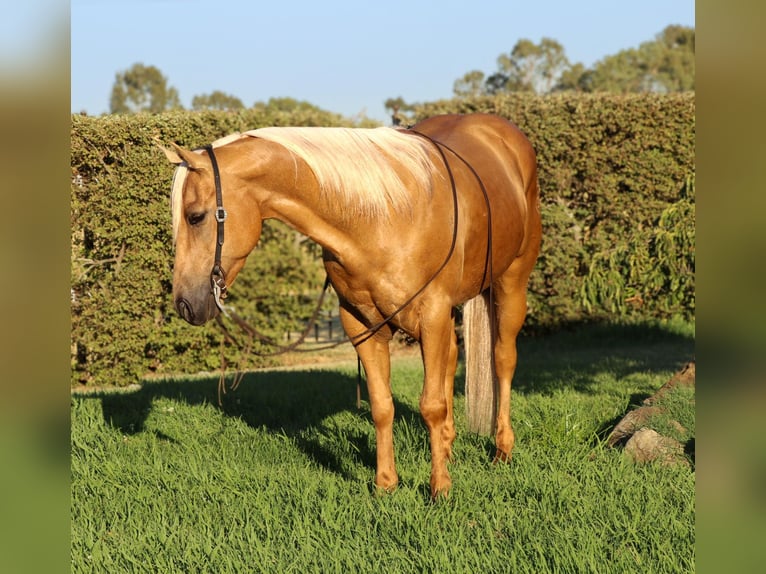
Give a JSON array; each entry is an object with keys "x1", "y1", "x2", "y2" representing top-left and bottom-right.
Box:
[
  {"x1": 443, "y1": 312, "x2": 459, "y2": 461},
  {"x1": 339, "y1": 305, "x2": 398, "y2": 491},
  {"x1": 419, "y1": 308, "x2": 455, "y2": 498}
]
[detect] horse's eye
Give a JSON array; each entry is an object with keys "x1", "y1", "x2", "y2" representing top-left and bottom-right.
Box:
[{"x1": 187, "y1": 212, "x2": 206, "y2": 226}]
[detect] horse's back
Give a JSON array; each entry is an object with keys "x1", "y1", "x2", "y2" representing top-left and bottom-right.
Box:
[
  {"x1": 411, "y1": 113, "x2": 526, "y2": 144},
  {"x1": 411, "y1": 114, "x2": 537, "y2": 200},
  {"x1": 411, "y1": 113, "x2": 534, "y2": 162}
]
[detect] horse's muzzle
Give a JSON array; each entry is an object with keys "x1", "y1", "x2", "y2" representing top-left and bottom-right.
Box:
[
  {"x1": 175, "y1": 296, "x2": 217, "y2": 326},
  {"x1": 175, "y1": 297, "x2": 196, "y2": 325}
]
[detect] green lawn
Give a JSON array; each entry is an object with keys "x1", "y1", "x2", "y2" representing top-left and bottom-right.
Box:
[{"x1": 71, "y1": 320, "x2": 695, "y2": 573}]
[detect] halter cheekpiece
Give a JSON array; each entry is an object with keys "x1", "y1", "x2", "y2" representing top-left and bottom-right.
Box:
[{"x1": 204, "y1": 144, "x2": 229, "y2": 312}]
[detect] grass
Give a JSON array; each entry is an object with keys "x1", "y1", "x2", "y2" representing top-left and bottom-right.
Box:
[
  {"x1": 646, "y1": 385, "x2": 696, "y2": 445},
  {"x1": 71, "y1": 320, "x2": 695, "y2": 573}
]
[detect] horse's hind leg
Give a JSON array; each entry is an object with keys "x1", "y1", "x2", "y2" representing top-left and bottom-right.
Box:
[
  {"x1": 492, "y1": 247, "x2": 539, "y2": 462},
  {"x1": 339, "y1": 305, "x2": 398, "y2": 491}
]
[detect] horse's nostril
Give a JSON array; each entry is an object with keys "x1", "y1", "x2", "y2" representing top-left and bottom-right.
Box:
[{"x1": 176, "y1": 298, "x2": 194, "y2": 323}]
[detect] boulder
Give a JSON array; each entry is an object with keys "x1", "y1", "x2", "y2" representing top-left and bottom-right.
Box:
[
  {"x1": 606, "y1": 361, "x2": 694, "y2": 467},
  {"x1": 623, "y1": 428, "x2": 688, "y2": 466}
]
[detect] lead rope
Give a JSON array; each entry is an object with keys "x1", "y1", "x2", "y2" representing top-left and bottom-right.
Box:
[
  {"x1": 341, "y1": 130, "x2": 461, "y2": 348},
  {"x1": 214, "y1": 278, "x2": 337, "y2": 408},
  {"x1": 357, "y1": 357, "x2": 363, "y2": 409},
  {"x1": 203, "y1": 137, "x2": 460, "y2": 409},
  {"x1": 204, "y1": 134, "x2": 494, "y2": 409},
  {"x1": 408, "y1": 129, "x2": 497, "y2": 399},
  {"x1": 407, "y1": 129, "x2": 495, "y2": 298}
]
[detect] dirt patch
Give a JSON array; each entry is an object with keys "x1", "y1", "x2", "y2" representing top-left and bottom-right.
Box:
[{"x1": 274, "y1": 337, "x2": 421, "y2": 369}]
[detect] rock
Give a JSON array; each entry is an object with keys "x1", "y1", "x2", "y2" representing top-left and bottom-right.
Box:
[
  {"x1": 623, "y1": 428, "x2": 688, "y2": 466},
  {"x1": 606, "y1": 405, "x2": 665, "y2": 447},
  {"x1": 605, "y1": 361, "x2": 695, "y2": 467}
]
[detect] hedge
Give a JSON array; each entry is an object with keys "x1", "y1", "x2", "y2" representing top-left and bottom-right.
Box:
[
  {"x1": 71, "y1": 94, "x2": 694, "y2": 386},
  {"x1": 411, "y1": 93, "x2": 695, "y2": 327}
]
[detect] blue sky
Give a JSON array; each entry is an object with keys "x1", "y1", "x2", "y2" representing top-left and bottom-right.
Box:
[{"x1": 70, "y1": 0, "x2": 694, "y2": 122}]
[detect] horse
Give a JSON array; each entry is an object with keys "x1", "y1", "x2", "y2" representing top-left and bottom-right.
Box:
[{"x1": 159, "y1": 113, "x2": 541, "y2": 497}]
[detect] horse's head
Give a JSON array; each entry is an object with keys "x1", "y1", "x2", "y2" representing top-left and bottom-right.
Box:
[{"x1": 160, "y1": 140, "x2": 263, "y2": 325}]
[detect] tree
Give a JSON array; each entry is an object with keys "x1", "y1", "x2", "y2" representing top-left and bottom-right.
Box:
[
  {"x1": 445, "y1": 25, "x2": 695, "y2": 99},
  {"x1": 109, "y1": 63, "x2": 182, "y2": 114},
  {"x1": 653, "y1": 25, "x2": 695, "y2": 91},
  {"x1": 553, "y1": 62, "x2": 590, "y2": 92},
  {"x1": 252, "y1": 97, "x2": 324, "y2": 113},
  {"x1": 584, "y1": 49, "x2": 647, "y2": 93},
  {"x1": 191, "y1": 91, "x2": 244, "y2": 111},
  {"x1": 491, "y1": 38, "x2": 571, "y2": 94},
  {"x1": 453, "y1": 70, "x2": 486, "y2": 98},
  {"x1": 586, "y1": 25, "x2": 695, "y2": 93},
  {"x1": 383, "y1": 96, "x2": 416, "y2": 126}
]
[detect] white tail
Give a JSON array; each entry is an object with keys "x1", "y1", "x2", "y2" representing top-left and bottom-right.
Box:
[{"x1": 463, "y1": 292, "x2": 498, "y2": 436}]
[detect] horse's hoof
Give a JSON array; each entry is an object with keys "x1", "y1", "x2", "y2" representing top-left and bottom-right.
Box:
[
  {"x1": 374, "y1": 484, "x2": 397, "y2": 497},
  {"x1": 374, "y1": 475, "x2": 399, "y2": 495},
  {"x1": 493, "y1": 449, "x2": 512, "y2": 464},
  {"x1": 430, "y1": 486, "x2": 451, "y2": 500},
  {"x1": 430, "y1": 476, "x2": 452, "y2": 499}
]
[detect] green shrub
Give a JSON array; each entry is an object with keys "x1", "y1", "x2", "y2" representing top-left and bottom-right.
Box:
[{"x1": 581, "y1": 176, "x2": 695, "y2": 319}]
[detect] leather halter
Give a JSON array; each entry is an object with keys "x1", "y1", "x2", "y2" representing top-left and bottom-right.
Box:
[{"x1": 204, "y1": 145, "x2": 229, "y2": 312}]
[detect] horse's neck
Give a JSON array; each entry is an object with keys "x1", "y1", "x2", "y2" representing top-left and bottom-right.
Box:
[{"x1": 255, "y1": 153, "x2": 354, "y2": 259}]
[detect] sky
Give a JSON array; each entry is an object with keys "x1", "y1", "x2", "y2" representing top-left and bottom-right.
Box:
[{"x1": 69, "y1": 0, "x2": 694, "y2": 122}]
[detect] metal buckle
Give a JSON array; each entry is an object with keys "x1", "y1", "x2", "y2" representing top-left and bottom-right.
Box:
[
  {"x1": 211, "y1": 276, "x2": 229, "y2": 315},
  {"x1": 212, "y1": 282, "x2": 227, "y2": 314},
  {"x1": 211, "y1": 268, "x2": 229, "y2": 315},
  {"x1": 215, "y1": 207, "x2": 227, "y2": 222}
]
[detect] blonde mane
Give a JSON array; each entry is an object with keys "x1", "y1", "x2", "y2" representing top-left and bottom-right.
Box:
[
  {"x1": 244, "y1": 126, "x2": 438, "y2": 219},
  {"x1": 171, "y1": 127, "x2": 438, "y2": 241}
]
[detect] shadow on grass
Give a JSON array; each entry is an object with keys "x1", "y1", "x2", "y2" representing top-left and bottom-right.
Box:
[
  {"x1": 455, "y1": 320, "x2": 695, "y2": 397},
  {"x1": 83, "y1": 320, "x2": 694, "y2": 484},
  {"x1": 452, "y1": 320, "x2": 695, "y2": 455},
  {"x1": 89, "y1": 368, "x2": 421, "y2": 483}
]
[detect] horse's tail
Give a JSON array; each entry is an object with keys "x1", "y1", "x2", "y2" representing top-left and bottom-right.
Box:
[{"x1": 463, "y1": 291, "x2": 498, "y2": 436}]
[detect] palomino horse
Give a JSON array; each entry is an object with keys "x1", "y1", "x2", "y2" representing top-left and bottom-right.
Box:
[{"x1": 160, "y1": 113, "x2": 541, "y2": 497}]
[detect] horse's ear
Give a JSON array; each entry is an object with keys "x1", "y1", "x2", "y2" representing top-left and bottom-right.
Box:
[{"x1": 154, "y1": 137, "x2": 206, "y2": 170}]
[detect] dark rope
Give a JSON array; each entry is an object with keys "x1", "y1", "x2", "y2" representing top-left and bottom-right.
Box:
[{"x1": 209, "y1": 129, "x2": 496, "y2": 407}]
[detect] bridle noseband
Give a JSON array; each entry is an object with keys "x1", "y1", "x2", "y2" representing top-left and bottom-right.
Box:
[{"x1": 204, "y1": 144, "x2": 229, "y2": 312}]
